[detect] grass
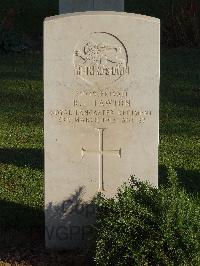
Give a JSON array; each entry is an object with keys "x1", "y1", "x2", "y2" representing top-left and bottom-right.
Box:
[
  {"x1": 159, "y1": 48, "x2": 200, "y2": 195},
  {"x1": 0, "y1": 53, "x2": 44, "y2": 232},
  {"x1": 0, "y1": 48, "x2": 199, "y2": 262}
]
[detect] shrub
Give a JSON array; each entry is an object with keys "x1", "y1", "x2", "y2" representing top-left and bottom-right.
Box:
[{"x1": 94, "y1": 169, "x2": 200, "y2": 266}]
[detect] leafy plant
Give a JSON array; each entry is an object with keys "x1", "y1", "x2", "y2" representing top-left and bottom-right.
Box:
[{"x1": 94, "y1": 169, "x2": 200, "y2": 266}]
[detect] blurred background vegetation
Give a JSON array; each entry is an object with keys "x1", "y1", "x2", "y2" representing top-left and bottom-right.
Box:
[
  {"x1": 0, "y1": 0, "x2": 57, "y2": 38},
  {"x1": 0, "y1": 0, "x2": 199, "y2": 48},
  {"x1": 126, "y1": 0, "x2": 200, "y2": 47}
]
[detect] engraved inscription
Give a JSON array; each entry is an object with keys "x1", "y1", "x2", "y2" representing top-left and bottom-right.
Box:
[
  {"x1": 74, "y1": 32, "x2": 129, "y2": 86},
  {"x1": 81, "y1": 128, "x2": 121, "y2": 191},
  {"x1": 50, "y1": 108, "x2": 152, "y2": 125},
  {"x1": 49, "y1": 85, "x2": 152, "y2": 126}
]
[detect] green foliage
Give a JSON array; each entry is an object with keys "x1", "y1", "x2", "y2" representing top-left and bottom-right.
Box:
[
  {"x1": 94, "y1": 170, "x2": 200, "y2": 266},
  {"x1": 93, "y1": 48, "x2": 200, "y2": 265}
]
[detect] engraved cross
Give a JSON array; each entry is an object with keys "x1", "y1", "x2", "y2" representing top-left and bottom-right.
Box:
[{"x1": 81, "y1": 128, "x2": 121, "y2": 192}]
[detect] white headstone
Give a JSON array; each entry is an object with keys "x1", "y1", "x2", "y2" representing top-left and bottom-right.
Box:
[
  {"x1": 44, "y1": 12, "x2": 160, "y2": 249},
  {"x1": 59, "y1": 0, "x2": 124, "y2": 13}
]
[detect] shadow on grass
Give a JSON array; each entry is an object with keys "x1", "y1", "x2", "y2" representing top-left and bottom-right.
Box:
[
  {"x1": 159, "y1": 164, "x2": 169, "y2": 187},
  {"x1": 176, "y1": 168, "x2": 200, "y2": 194},
  {"x1": 0, "y1": 72, "x2": 42, "y2": 81},
  {"x1": 0, "y1": 53, "x2": 42, "y2": 81},
  {"x1": 0, "y1": 148, "x2": 44, "y2": 170},
  {"x1": 160, "y1": 78, "x2": 200, "y2": 109},
  {"x1": 0, "y1": 192, "x2": 93, "y2": 265},
  {"x1": 159, "y1": 164, "x2": 200, "y2": 194},
  {"x1": 0, "y1": 200, "x2": 44, "y2": 249}
]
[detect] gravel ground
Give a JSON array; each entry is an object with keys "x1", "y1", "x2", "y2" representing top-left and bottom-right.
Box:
[{"x1": 0, "y1": 229, "x2": 90, "y2": 266}]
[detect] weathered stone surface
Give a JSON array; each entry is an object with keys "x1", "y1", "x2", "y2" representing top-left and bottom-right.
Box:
[
  {"x1": 59, "y1": 0, "x2": 124, "y2": 13},
  {"x1": 44, "y1": 12, "x2": 160, "y2": 249}
]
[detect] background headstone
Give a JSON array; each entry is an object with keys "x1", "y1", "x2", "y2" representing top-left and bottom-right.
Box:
[
  {"x1": 44, "y1": 12, "x2": 160, "y2": 249},
  {"x1": 59, "y1": 0, "x2": 124, "y2": 13}
]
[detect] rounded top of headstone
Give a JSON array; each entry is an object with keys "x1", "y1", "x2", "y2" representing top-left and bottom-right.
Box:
[{"x1": 44, "y1": 12, "x2": 160, "y2": 24}]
